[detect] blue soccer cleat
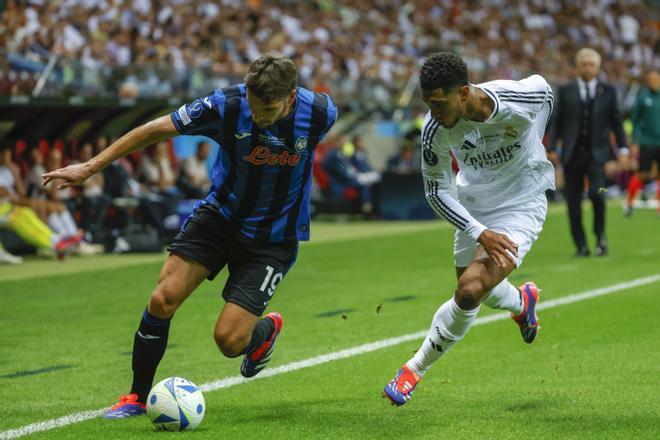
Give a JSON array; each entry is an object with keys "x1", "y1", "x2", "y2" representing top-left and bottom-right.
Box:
[
  {"x1": 382, "y1": 365, "x2": 420, "y2": 406},
  {"x1": 512, "y1": 282, "x2": 540, "y2": 343},
  {"x1": 241, "y1": 312, "x2": 283, "y2": 378},
  {"x1": 103, "y1": 393, "x2": 146, "y2": 418}
]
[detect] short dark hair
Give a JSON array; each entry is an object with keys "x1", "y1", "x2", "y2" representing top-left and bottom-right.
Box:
[
  {"x1": 419, "y1": 52, "x2": 468, "y2": 92},
  {"x1": 244, "y1": 54, "x2": 298, "y2": 102}
]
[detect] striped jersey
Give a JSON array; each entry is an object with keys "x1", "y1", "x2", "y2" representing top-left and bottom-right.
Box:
[
  {"x1": 421, "y1": 74, "x2": 555, "y2": 240},
  {"x1": 171, "y1": 84, "x2": 337, "y2": 242}
]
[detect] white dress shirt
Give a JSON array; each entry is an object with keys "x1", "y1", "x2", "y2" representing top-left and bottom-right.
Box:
[{"x1": 577, "y1": 77, "x2": 598, "y2": 102}]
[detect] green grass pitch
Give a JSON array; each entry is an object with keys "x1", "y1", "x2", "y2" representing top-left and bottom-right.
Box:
[{"x1": 1, "y1": 203, "x2": 659, "y2": 439}]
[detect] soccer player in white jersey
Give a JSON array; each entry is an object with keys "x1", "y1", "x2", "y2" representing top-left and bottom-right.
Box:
[{"x1": 383, "y1": 52, "x2": 555, "y2": 406}]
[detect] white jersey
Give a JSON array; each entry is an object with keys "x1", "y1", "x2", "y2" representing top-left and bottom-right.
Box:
[{"x1": 421, "y1": 74, "x2": 555, "y2": 240}]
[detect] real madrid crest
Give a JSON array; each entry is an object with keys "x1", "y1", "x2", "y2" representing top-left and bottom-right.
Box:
[
  {"x1": 504, "y1": 126, "x2": 518, "y2": 139},
  {"x1": 294, "y1": 136, "x2": 308, "y2": 152}
]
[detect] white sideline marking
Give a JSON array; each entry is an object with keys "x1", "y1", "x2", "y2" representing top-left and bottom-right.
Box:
[{"x1": 1, "y1": 274, "x2": 659, "y2": 439}]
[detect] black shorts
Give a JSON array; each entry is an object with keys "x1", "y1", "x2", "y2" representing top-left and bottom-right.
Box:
[
  {"x1": 638, "y1": 146, "x2": 660, "y2": 173},
  {"x1": 167, "y1": 204, "x2": 299, "y2": 316}
]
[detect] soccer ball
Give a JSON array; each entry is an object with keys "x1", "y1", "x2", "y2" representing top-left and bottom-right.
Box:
[{"x1": 146, "y1": 377, "x2": 205, "y2": 431}]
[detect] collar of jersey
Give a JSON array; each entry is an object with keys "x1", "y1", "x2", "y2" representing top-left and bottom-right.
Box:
[{"x1": 475, "y1": 85, "x2": 500, "y2": 123}]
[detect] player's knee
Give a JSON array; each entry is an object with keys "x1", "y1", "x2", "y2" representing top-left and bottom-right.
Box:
[
  {"x1": 213, "y1": 330, "x2": 248, "y2": 358},
  {"x1": 148, "y1": 286, "x2": 180, "y2": 319},
  {"x1": 454, "y1": 276, "x2": 487, "y2": 309}
]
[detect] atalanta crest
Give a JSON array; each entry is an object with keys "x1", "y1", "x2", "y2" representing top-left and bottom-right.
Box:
[{"x1": 294, "y1": 136, "x2": 308, "y2": 152}]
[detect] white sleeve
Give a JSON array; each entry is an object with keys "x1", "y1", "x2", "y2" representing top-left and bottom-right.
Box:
[
  {"x1": 516, "y1": 75, "x2": 554, "y2": 120},
  {"x1": 421, "y1": 118, "x2": 487, "y2": 241}
]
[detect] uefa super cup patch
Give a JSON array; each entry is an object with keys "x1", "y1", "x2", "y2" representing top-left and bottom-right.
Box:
[
  {"x1": 423, "y1": 147, "x2": 438, "y2": 166},
  {"x1": 188, "y1": 100, "x2": 204, "y2": 119}
]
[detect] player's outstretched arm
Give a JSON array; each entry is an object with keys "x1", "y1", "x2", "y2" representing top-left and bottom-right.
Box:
[{"x1": 42, "y1": 115, "x2": 178, "y2": 190}]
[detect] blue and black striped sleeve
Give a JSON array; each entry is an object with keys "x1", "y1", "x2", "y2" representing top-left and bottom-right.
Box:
[{"x1": 170, "y1": 90, "x2": 225, "y2": 139}]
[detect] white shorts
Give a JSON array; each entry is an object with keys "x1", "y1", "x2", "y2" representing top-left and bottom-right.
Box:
[{"x1": 454, "y1": 192, "x2": 548, "y2": 268}]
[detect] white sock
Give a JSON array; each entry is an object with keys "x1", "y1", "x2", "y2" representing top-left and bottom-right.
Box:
[
  {"x1": 482, "y1": 279, "x2": 523, "y2": 315},
  {"x1": 59, "y1": 210, "x2": 78, "y2": 236},
  {"x1": 47, "y1": 213, "x2": 65, "y2": 236},
  {"x1": 406, "y1": 298, "x2": 480, "y2": 377}
]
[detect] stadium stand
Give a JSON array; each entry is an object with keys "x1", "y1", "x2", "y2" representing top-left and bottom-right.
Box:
[
  {"x1": 2, "y1": 1, "x2": 657, "y2": 103},
  {"x1": 0, "y1": 0, "x2": 657, "y2": 256}
]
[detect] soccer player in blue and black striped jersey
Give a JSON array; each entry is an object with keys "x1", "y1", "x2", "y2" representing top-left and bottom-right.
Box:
[{"x1": 42, "y1": 54, "x2": 337, "y2": 418}]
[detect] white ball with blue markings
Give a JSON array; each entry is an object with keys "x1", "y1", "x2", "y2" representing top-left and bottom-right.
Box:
[{"x1": 146, "y1": 377, "x2": 205, "y2": 431}]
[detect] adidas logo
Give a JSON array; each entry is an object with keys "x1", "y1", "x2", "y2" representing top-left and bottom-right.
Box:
[
  {"x1": 433, "y1": 329, "x2": 454, "y2": 344},
  {"x1": 429, "y1": 339, "x2": 444, "y2": 352}
]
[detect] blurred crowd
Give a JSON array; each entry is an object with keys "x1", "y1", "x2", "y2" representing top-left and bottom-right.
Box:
[
  {"x1": 0, "y1": 138, "x2": 213, "y2": 262},
  {"x1": 2, "y1": 0, "x2": 658, "y2": 106},
  {"x1": 1, "y1": 0, "x2": 413, "y2": 106},
  {"x1": 1, "y1": 0, "x2": 658, "y2": 262},
  {"x1": 345, "y1": 0, "x2": 658, "y2": 88}
]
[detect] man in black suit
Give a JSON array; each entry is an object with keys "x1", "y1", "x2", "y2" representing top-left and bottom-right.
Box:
[{"x1": 548, "y1": 48, "x2": 627, "y2": 257}]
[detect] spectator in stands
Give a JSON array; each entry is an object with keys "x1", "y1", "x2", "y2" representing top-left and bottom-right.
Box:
[
  {"x1": 76, "y1": 142, "x2": 111, "y2": 231},
  {"x1": 44, "y1": 148, "x2": 77, "y2": 212},
  {"x1": 322, "y1": 136, "x2": 376, "y2": 215},
  {"x1": 138, "y1": 142, "x2": 178, "y2": 193},
  {"x1": 351, "y1": 135, "x2": 381, "y2": 213},
  {"x1": 25, "y1": 146, "x2": 46, "y2": 199},
  {"x1": 137, "y1": 142, "x2": 181, "y2": 239},
  {"x1": 0, "y1": 200, "x2": 80, "y2": 260},
  {"x1": 351, "y1": 136, "x2": 377, "y2": 175},
  {"x1": 177, "y1": 141, "x2": 211, "y2": 200},
  {"x1": 42, "y1": 147, "x2": 105, "y2": 253},
  {"x1": 625, "y1": 69, "x2": 660, "y2": 216},
  {"x1": 0, "y1": 145, "x2": 81, "y2": 257},
  {"x1": 387, "y1": 144, "x2": 417, "y2": 174},
  {"x1": 0, "y1": 145, "x2": 70, "y2": 230},
  {"x1": 95, "y1": 137, "x2": 173, "y2": 241}
]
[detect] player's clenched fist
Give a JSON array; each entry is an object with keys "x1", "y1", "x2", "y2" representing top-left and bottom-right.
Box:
[{"x1": 477, "y1": 229, "x2": 519, "y2": 268}]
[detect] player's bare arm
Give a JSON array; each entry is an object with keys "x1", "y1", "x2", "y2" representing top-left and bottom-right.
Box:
[{"x1": 41, "y1": 115, "x2": 178, "y2": 190}]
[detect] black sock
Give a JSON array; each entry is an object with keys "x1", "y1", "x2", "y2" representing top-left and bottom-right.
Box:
[
  {"x1": 130, "y1": 308, "x2": 171, "y2": 403},
  {"x1": 242, "y1": 317, "x2": 275, "y2": 355}
]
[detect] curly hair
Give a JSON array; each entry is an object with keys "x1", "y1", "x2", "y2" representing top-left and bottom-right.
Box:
[
  {"x1": 244, "y1": 54, "x2": 298, "y2": 102},
  {"x1": 419, "y1": 52, "x2": 468, "y2": 92}
]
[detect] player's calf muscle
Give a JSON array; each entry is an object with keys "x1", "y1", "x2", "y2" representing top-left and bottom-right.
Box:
[{"x1": 213, "y1": 331, "x2": 250, "y2": 358}]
